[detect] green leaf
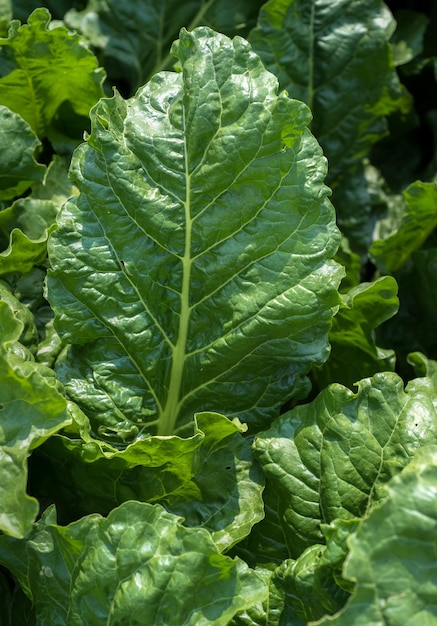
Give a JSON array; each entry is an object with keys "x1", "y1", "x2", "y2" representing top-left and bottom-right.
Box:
[
  {"x1": 0, "y1": 156, "x2": 77, "y2": 277},
  {"x1": 0, "y1": 295, "x2": 70, "y2": 537},
  {"x1": 0, "y1": 501, "x2": 268, "y2": 625},
  {"x1": 391, "y1": 9, "x2": 429, "y2": 68},
  {"x1": 32, "y1": 411, "x2": 264, "y2": 551},
  {"x1": 253, "y1": 372, "x2": 437, "y2": 557},
  {"x1": 407, "y1": 352, "x2": 437, "y2": 385},
  {"x1": 371, "y1": 180, "x2": 437, "y2": 273},
  {"x1": 268, "y1": 520, "x2": 358, "y2": 623},
  {"x1": 313, "y1": 276, "x2": 398, "y2": 390},
  {"x1": 249, "y1": 0, "x2": 408, "y2": 253},
  {"x1": 0, "y1": 105, "x2": 45, "y2": 201},
  {"x1": 316, "y1": 446, "x2": 437, "y2": 625},
  {"x1": 0, "y1": 198, "x2": 57, "y2": 275},
  {"x1": 46, "y1": 26, "x2": 342, "y2": 439},
  {"x1": 64, "y1": 0, "x2": 265, "y2": 95},
  {"x1": 0, "y1": 7, "x2": 105, "y2": 151}
]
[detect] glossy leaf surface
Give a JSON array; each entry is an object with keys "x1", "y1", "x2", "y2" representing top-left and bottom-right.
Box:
[
  {"x1": 0, "y1": 501, "x2": 268, "y2": 625},
  {"x1": 0, "y1": 295, "x2": 70, "y2": 537},
  {"x1": 33, "y1": 412, "x2": 264, "y2": 551},
  {"x1": 47, "y1": 26, "x2": 342, "y2": 439},
  {"x1": 253, "y1": 372, "x2": 437, "y2": 556},
  {"x1": 317, "y1": 446, "x2": 437, "y2": 625}
]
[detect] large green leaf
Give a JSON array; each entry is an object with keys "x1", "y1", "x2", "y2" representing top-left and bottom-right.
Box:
[
  {"x1": 0, "y1": 105, "x2": 45, "y2": 201},
  {"x1": 316, "y1": 446, "x2": 437, "y2": 625},
  {"x1": 0, "y1": 7, "x2": 105, "y2": 151},
  {"x1": 0, "y1": 501, "x2": 268, "y2": 625},
  {"x1": 249, "y1": 0, "x2": 407, "y2": 253},
  {"x1": 31, "y1": 411, "x2": 264, "y2": 551},
  {"x1": 0, "y1": 294, "x2": 70, "y2": 537},
  {"x1": 253, "y1": 372, "x2": 437, "y2": 557},
  {"x1": 64, "y1": 0, "x2": 264, "y2": 95},
  {"x1": 46, "y1": 26, "x2": 342, "y2": 439}
]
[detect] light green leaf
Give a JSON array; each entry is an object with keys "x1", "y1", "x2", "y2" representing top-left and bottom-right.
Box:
[
  {"x1": 0, "y1": 155, "x2": 78, "y2": 277},
  {"x1": 0, "y1": 296, "x2": 70, "y2": 537},
  {"x1": 407, "y1": 352, "x2": 437, "y2": 385},
  {"x1": 316, "y1": 446, "x2": 437, "y2": 625},
  {"x1": 64, "y1": 0, "x2": 264, "y2": 95},
  {"x1": 371, "y1": 180, "x2": 437, "y2": 273},
  {"x1": 0, "y1": 501, "x2": 268, "y2": 625},
  {"x1": 46, "y1": 26, "x2": 342, "y2": 439},
  {"x1": 313, "y1": 276, "x2": 398, "y2": 391},
  {"x1": 253, "y1": 372, "x2": 437, "y2": 557},
  {"x1": 0, "y1": 198, "x2": 57, "y2": 275},
  {"x1": 249, "y1": 0, "x2": 408, "y2": 253},
  {"x1": 0, "y1": 105, "x2": 45, "y2": 201},
  {"x1": 0, "y1": 7, "x2": 105, "y2": 151}
]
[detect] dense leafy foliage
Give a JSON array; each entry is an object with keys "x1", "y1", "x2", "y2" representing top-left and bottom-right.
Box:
[{"x1": 0, "y1": 1, "x2": 436, "y2": 624}]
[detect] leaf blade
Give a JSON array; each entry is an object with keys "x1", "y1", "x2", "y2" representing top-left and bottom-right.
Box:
[{"x1": 47, "y1": 26, "x2": 342, "y2": 440}]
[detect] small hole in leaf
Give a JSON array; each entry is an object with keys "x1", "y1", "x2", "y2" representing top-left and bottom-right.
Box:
[{"x1": 225, "y1": 465, "x2": 231, "y2": 471}]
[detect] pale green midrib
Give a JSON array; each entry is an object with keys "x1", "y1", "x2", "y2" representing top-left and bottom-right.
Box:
[{"x1": 157, "y1": 129, "x2": 192, "y2": 436}]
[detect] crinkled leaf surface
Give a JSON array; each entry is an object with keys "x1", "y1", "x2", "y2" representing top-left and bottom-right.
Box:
[
  {"x1": 0, "y1": 105, "x2": 45, "y2": 201},
  {"x1": 249, "y1": 0, "x2": 407, "y2": 253},
  {"x1": 32, "y1": 411, "x2": 264, "y2": 551},
  {"x1": 0, "y1": 296, "x2": 70, "y2": 537},
  {"x1": 47, "y1": 26, "x2": 342, "y2": 439},
  {"x1": 253, "y1": 372, "x2": 437, "y2": 557},
  {"x1": 371, "y1": 180, "x2": 437, "y2": 273},
  {"x1": 0, "y1": 7, "x2": 105, "y2": 151},
  {"x1": 316, "y1": 446, "x2": 437, "y2": 625},
  {"x1": 0, "y1": 501, "x2": 268, "y2": 626},
  {"x1": 313, "y1": 276, "x2": 398, "y2": 391},
  {"x1": 65, "y1": 0, "x2": 264, "y2": 95}
]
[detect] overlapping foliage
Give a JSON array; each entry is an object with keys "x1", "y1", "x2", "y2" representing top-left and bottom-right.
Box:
[{"x1": 1, "y1": 1, "x2": 436, "y2": 624}]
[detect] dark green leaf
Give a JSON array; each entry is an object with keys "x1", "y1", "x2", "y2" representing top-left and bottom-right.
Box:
[
  {"x1": 65, "y1": 0, "x2": 264, "y2": 95},
  {"x1": 249, "y1": 0, "x2": 408, "y2": 252}
]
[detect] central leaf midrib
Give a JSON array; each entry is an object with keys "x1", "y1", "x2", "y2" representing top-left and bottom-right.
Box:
[{"x1": 157, "y1": 124, "x2": 192, "y2": 436}]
